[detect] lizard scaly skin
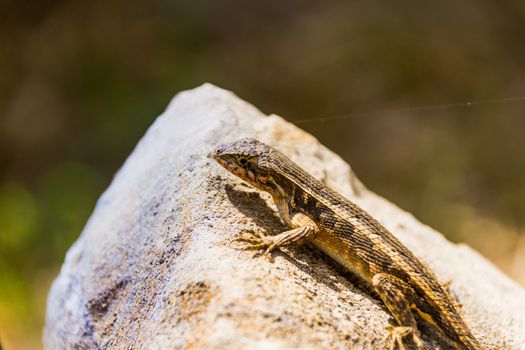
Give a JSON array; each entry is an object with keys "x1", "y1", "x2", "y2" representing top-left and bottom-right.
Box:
[{"x1": 211, "y1": 137, "x2": 484, "y2": 350}]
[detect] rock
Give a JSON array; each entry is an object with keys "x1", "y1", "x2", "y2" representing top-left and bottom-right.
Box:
[{"x1": 44, "y1": 83, "x2": 525, "y2": 350}]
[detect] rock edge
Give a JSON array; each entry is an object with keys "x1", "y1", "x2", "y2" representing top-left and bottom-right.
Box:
[{"x1": 44, "y1": 83, "x2": 525, "y2": 349}]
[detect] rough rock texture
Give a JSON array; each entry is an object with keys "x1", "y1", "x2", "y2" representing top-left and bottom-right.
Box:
[{"x1": 44, "y1": 83, "x2": 525, "y2": 350}]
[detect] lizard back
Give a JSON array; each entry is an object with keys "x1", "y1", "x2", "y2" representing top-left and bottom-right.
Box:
[
  {"x1": 268, "y1": 147, "x2": 482, "y2": 349},
  {"x1": 212, "y1": 138, "x2": 483, "y2": 349}
]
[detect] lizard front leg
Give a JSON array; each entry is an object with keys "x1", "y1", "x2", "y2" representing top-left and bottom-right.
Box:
[
  {"x1": 231, "y1": 212, "x2": 319, "y2": 260},
  {"x1": 372, "y1": 273, "x2": 425, "y2": 350}
]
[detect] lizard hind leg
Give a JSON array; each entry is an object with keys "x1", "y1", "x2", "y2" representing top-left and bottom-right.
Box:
[
  {"x1": 372, "y1": 273, "x2": 425, "y2": 350},
  {"x1": 441, "y1": 279, "x2": 463, "y2": 310}
]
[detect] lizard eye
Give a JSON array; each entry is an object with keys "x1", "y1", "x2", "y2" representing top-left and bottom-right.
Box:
[{"x1": 239, "y1": 157, "x2": 248, "y2": 166}]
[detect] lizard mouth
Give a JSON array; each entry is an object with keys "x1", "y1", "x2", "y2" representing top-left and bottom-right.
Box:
[
  {"x1": 210, "y1": 150, "x2": 240, "y2": 174},
  {"x1": 209, "y1": 150, "x2": 226, "y2": 166},
  {"x1": 208, "y1": 151, "x2": 219, "y2": 161}
]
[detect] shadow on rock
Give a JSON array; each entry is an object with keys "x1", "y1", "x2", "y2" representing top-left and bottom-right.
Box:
[
  {"x1": 223, "y1": 183, "x2": 373, "y2": 297},
  {"x1": 225, "y1": 184, "x2": 285, "y2": 232}
]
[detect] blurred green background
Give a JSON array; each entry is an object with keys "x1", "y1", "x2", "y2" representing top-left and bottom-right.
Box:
[{"x1": 1, "y1": 1, "x2": 524, "y2": 348}]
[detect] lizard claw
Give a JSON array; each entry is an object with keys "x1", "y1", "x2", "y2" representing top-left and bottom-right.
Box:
[
  {"x1": 441, "y1": 279, "x2": 452, "y2": 288},
  {"x1": 441, "y1": 279, "x2": 463, "y2": 310},
  {"x1": 384, "y1": 325, "x2": 424, "y2": 350},
  {"x1": 230, "y1": 228, "x2": 269, "y2": 245},
  {"x1": 229, "y1": 228, "x2": 276, "y2": 261}
]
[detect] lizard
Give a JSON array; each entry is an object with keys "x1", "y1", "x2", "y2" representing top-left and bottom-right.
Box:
[{"x1": 210, "y1": 137, "x2": 484, "y2": 350}]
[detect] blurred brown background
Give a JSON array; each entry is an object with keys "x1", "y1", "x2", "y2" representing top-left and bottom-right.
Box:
[{"x1": 1, "y1": 1, "x2": 524, "y2": 349}]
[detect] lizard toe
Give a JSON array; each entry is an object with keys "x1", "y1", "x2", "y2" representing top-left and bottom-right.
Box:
[{"x1": 385, "y1": 325, "x2": 423, "y2": 350}]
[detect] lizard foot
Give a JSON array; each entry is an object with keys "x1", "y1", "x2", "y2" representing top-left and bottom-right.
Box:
[
  {"x1": 441, "y1": 279, "x2": 463, "y2": 310},
  {"x1": 229, "y1": 229, "x2": 277, "y2": 261},
  {"x1": 384, "y1": 325, "x2": 424, "y2": 350}
]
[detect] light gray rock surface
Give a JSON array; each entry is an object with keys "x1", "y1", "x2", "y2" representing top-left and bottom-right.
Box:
[{"x1": 44, "y1": 83, "x2": 525, "y2": 350}]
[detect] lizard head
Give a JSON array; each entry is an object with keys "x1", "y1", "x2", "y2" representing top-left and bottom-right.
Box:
[{"x1": 210, "y1": 137, "x2": 280, "y2": 193}]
